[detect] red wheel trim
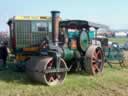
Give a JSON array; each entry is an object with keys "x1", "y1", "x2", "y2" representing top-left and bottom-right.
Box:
[
  {"x1": 46, "y1": 59, "x2": 64, "y2": 82},
  {"x1": 92, "y1": 49, "x2": 102, "y2": 72},
  {"x1": 46, "y1": 60, "x2": 57, "y2": 82}
]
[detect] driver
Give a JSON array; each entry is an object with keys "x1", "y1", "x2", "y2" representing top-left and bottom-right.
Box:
[{"x1": 59, "y1": 27, "x2": 68, "y2": 47}]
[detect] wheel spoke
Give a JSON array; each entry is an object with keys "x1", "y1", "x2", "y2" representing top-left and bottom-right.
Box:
[
  {"x1": 47, "y1": 61, "x2": 53, "y2": 69},
  {"x1": 95, "y1": 65, "x2": 100, "y2": 72},
  {"x1": 93, "y1": 64, "x2": 100, "y2": 72},
  {"x1": 97, "y1": 50, "x2": 101, "y2": 55},
  {"x1": 92, "y1": 61, "x2": 96, "y2": 63},
  {"x1": 57, "y1": 74, "x2": 61, "y2": 79},
  {"x1": 92, "y1": 55, "x2": 97, "y2": 60},
  {"x1": 94, "y1": 51, "x2": 97, "y2": 58},
  {"x1": 92, "y1": 65, "x2": 97, "y2": 72},
  {"x1": 98, "y1": 59, "x2": 102, "y2": 62},
  {"x1": 91, "y1": 59, "x2": 96, "y2": 64},
  {"x1": 96, "y1": 50, "x2": 101, "y2": 58},
  {"x1": 49, "y1": 76, "x2": 54, "y2": 82},
  {"x1": 92, "y1": 49, "x2": 103, "y2": 73},
  {"x1": 98, "y1": 59, "x2": 103, "y2": 66}
]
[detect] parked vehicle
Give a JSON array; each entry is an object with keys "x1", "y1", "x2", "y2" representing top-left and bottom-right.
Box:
[
  {"x1": 7, "y1": 11, "x2": 105, "y2": 86},
  {"x1": 123, "y1": 41, "x2": 128, "y2": 50}
]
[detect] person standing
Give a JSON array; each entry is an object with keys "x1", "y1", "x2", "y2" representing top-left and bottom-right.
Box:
[{"x1": 0, "y1": 41, "x2": 8, "y2": 69}]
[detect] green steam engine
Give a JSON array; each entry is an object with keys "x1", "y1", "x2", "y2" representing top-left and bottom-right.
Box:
[{"x1": 8, "y1": 11, "x2": 104, "y2": 86}]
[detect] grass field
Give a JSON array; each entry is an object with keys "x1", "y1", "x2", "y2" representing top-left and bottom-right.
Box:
[
  {"x1": 109, "y1": 37, "x2": 128, "y2": 44},
  {"x1": 0, "y1": 37, "x2": 128, "y2": 96},
  {"x1": 0, "y1": 64, "x2": 128, "y2": 96}
]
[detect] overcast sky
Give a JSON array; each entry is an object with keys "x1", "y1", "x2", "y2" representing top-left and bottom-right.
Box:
[{"x1": 1, "y1": 0, "x2": 128, "y2": 31}]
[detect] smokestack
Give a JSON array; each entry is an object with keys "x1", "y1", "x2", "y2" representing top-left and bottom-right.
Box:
[{"x1": 51, "y1": 11, "x2": 60, "y2": 46}]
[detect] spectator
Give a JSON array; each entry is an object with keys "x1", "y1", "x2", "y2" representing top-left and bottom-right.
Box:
[{"x1": 0, "y1": 41, "x2": 8, "y2": 69}]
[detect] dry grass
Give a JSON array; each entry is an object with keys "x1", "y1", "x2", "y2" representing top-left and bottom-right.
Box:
[
  {"x1": 0, "y1": 37, "x2": 128, "y2": 96},
  {"x1": 0, "y1": 64, "x2": 128, "y2": 96},
  {"x1": 122, "y1": 51, "x2": 128, "y2": 67}
]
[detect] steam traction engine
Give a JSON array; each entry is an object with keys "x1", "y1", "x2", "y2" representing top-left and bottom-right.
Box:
[
  {"x1": 26, "y1": 11, "x2": 104, "y2": 86},
  {"x1": 8, "y1": 11, "x2": 104, "y2": 86}
]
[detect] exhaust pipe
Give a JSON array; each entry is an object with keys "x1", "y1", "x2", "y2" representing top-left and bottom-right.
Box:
[{"x1": 51, "y1": 11, "x2": 60, "y2": 46}]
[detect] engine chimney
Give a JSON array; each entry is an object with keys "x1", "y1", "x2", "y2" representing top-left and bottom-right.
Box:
[{"x1": 51, "y1": 11, "x2": 60, "y2": 46}]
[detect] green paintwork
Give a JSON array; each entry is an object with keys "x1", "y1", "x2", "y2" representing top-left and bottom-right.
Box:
[
  {"x1": 68, "y1": 31, "x2": 79, "y2": 39},
  {"x1": 89, "y1": 31, "x2": 95, "y2": 39},
  {"x1": 63, "y1": 48, "x2": 74, "y2": 60},
  {"x1": 9, "y1": 19, "x2": 51, "y2": 48},
  {"x1": 105, "y1": 47, "x2": 124, "y2": 61},
  {"x1": 79, "y1": 31, "x2": 89, "y2": 51}
]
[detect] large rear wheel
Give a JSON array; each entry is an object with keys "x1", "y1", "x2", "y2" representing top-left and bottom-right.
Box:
[{"x1": 84, "y1": 45, "x2": 104, "y2": 75}]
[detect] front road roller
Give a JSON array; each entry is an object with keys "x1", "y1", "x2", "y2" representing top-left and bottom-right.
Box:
[{"x1": 26, "y1": 56, "x2": 67, "y2": 86}]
